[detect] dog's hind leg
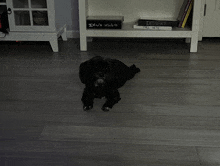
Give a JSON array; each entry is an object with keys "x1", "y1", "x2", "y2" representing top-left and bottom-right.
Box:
[
  {"x1": 81, "y1": 88, "x2": 95, "y2": 111},
  {"x1": 102, "y1": 90, "x2": 121, "y2": 112}
]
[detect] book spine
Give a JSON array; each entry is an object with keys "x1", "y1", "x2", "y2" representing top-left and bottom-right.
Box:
[
  {"x1": 87, "y1": 20, "x2": 122, "y2": 29},
  {"x1": 181, "y1": 0, "x2": 193, "y2": 28},
  {"x1": 178, "y1": 0, "x2": 193, "y2": 28},
  {"x1": 133, "y1": 25, "x2": 172, "y2": 31}
]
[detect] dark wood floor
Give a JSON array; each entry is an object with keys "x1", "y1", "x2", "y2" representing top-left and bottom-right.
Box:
[{"x1": 0, "y1": 38, "x2": 220, "y2": 166}]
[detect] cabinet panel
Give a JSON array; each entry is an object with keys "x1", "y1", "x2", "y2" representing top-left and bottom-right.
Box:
[
  {"x1": 31, "y1": 0, "x2": 47, "y2": 8},
  {"x1": 13, "y1": 0, "x2": 29, "y2": 8},
  {"x1": 6, "y1": 0, "x2": 55, "y2": 31},
  {"x1": 202, "y1": 0, "x2": 220, "y2": 37},
  {"x1": 32, "y1": 11, "x2": 49, "y2": 26},
  {"x1": 14, "y1": 11, "x2": 31, "y2": 25}
]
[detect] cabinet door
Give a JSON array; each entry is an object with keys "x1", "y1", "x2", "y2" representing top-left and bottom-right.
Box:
[
  {"x1": 203, "y1": 0, "x2": 220, "y2": 37},
  {"x1": 6, "y1": 0, "x2": 55, "y2": 32}
]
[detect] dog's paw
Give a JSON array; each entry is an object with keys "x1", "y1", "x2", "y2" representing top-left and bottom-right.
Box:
[
  {"x1": 102, "y1": 106, "x2": 111, "y2": 112},
  {"x1": 83, "y1": 105, "x2": 93, "y2": 111}
]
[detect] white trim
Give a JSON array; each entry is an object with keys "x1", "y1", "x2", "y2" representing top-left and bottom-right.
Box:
[{"x1": 0, "y1": 30, "x2": 78, "y2": 39}]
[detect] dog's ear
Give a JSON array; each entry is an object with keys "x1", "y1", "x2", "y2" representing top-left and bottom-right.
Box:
[
  {"x1": 79, "y1": 61, "x2": 94, "y2": 84},
  {"x1": 79, "y1": 61, "x2": 88, "y2": 84}
]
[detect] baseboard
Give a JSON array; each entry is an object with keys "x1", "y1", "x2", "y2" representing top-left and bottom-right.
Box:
[
  {"x1": 66, "y1": 30, "x2": 93, "y2": 42},
  {"x1": 67, "y1": 30, "x2": 79, "y2": 38}
]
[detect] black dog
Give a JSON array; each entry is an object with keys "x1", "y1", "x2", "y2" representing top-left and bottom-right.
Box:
[{"x1": 79, "y1": 56, "x2": 140, "y2": 111}]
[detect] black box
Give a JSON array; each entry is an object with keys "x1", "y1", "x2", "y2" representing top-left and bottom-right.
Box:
[{"x1": 87, "y1": 16, "x2": 124, "y2": 29}]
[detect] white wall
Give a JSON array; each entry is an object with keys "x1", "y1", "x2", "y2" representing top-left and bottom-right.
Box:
[
  {"x1": 88, "y1": 0, "x2": 184, "y2": 23},
  {"x1": 62, "y1": 0, "x2": 79, "y2": 38}
]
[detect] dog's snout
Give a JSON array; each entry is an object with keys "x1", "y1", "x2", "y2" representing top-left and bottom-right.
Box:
[
  {"x1": 97, "y1": 78, "x2": 104, "y2": 84},
  {"x1": 95, "y1": 78, "x2": 105, "y2": 87}
]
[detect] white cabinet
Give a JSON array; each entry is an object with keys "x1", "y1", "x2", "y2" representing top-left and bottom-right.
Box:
[
  {"x1": 200, "y1": 0, "x2": 220, "y2": 37},
  {"x1": 79, "y1": 0, "x2": 202, "y2": 52},
  {"x1": 0, "y1": 0, "x2": 67, "y2": 52}
]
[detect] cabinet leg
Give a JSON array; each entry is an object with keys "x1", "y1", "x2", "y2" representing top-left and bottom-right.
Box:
[
  {"x1": 190, "y1": 36, "x2": 198, "y2": 53},
  {"x1": 61, "y1": 27, "x2": 68, "y2": 41},
  {"x1": 49, "y1": 37, "x2": 59, "y2": 52},
  {"x1": 80, "y1": 36, "x2": 87, "y2": 51},
  {"x1": 199, "y1": 36, "x2": 203, "y2": 41}
]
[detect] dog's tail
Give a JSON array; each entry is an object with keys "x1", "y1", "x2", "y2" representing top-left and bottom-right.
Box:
[{"x1": 128, "y1": 64, "x2": 140, "y2": 80}]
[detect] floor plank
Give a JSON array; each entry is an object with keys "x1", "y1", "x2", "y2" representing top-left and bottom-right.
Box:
[{"x1": 196, "y1": 147, "x2": 220, "y2": 166}]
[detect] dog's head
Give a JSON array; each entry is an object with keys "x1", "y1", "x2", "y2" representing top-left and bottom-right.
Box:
[
  {"x1": 91, "y1": 58, "x2": 110, "y2": 88},
  {"x1": 79, "y1": 56, "x2": 110, "y2": 89}
]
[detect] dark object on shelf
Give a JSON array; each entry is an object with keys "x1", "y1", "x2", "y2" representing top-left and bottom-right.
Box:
[
  {"x1": 177, "y1": 0, "x2": 193, "y2": 28},
  {"x1": 32, "y1": 11, "x2": 49, "y2": 26},
  {"x1": 138, "y1": 19, "x2": 179, "y2": 27},
  {"x1": 0, "y1": 11, "x2": 9, "y2": 34},
  {"x1": 87, "y1": 16, "x2": 124, "y2": 29}
]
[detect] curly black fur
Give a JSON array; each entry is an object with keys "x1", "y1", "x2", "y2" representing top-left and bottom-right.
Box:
[{"x1": 79, "y1": 56, "x2": 140, "y2": 111}]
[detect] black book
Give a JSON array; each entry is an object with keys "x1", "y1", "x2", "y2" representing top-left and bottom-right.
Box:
[
  {"x1": 87, "y1": 16, "x2": 124, "y2": 29},
  {"x1": 138, "y1": 19, "x2": 178, "y2": 27}
]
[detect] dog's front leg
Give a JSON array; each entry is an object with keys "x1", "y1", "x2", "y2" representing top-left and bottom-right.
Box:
[
  {"x1": 81, "y1": 87, "x2": 94, "y2": 111},
  {"x1": 102, "y1": 90, "x2": 121, "y2": 112}
]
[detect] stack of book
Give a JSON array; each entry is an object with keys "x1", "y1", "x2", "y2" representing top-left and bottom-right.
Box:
[
  {"x1": 133, "y1": 0, "x2": 194, "y2": 30},
  {"x1": 133, "y1": 19, "x2": 178, "y2": 31}
]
